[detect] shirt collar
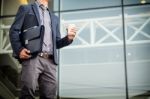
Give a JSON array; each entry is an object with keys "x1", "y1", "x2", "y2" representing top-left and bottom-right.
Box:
[{"x1": 35, "y1": 1, "x2": 49, "y2": 11}]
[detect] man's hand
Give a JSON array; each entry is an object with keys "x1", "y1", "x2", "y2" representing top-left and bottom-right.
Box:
[
  {"x1": 67, "y1": 24, "x2": 77, "y2": 40},
  {"x1": 19, "y1": 48, "x2": 31, "y2": 59}
]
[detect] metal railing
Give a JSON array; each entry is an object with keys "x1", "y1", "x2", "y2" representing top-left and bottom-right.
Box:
[{"x1": 61, "y1": 13, "x2": 150, "y2": 49}]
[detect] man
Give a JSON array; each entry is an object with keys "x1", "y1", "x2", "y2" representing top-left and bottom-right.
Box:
[{"x1": 9, "y1": 0, "x2": 76, "y2": 98}]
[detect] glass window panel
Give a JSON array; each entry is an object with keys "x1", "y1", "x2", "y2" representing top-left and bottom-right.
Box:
[
  {"x1": 59, "y1": 7, "x2": 126, "y2": 98},
  {"x1": 124, "y1": 0, "x2": 150, "y2": 5},
  {"x1": 1, "y1": 17, "x2": 14, "y2": 26},
  {"x1": 60, "y1": 0, "x2": 121, "y2": 11},
  {"x1": 0, "y1": 0, "x2": 2, "y2": 16},
  {"x1": 125, "y1": 5, "x2": 150, "y2": 98},
  {"x1": 54, "y1": 12, "x2": 59, "y2": 17},
  {"x1": 53, "y1": 0, "x2": 59, "y2": 11},
  {"x1": 48, "y1": 0, "x2": 53, "y2": 10},
  {"x1": 0, "y1": 17, "x2": 15, "y2": 53},
  {"x1": 1, "y1": 0, "x2": 53, "y2": 16},
  {"x1": 2, "y1": 0, "x2": 27, "y2": 16}
]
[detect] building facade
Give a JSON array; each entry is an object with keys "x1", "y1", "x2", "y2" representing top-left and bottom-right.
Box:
[{"x1": 0, "y1": 0, "x2": 150, "y2": 99}]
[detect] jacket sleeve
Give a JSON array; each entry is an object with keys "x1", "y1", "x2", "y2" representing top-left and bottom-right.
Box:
[
  {"x1": 56, "y1": 18, "x2": 73, "y2": 49},
  {"x1": 9, "y1": 5, "x2": 26, "y2": 58}
]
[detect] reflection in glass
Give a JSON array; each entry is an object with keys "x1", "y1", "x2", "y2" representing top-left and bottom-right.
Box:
[
  {"x1": 125, "y1": 5, "x2": 150, "y2": 99},
  {"x1": 0, "y1": 17, "x2": 14, "y2": 53},
  {"x1": 2, "y1": 0, "x2": 25, "y2": 16},
  {"x1": 59, "y1": 8, "x2": 126, "y2": 98},
  {"x1": 53, "y1": 0, "x2": 59, "y2": 11},
  {"x1": 124, "y1": 0, "x2": 150, "y2": 5},
  {"x1": 60, "y1": 0, "x2": 121, "y2": 11}
]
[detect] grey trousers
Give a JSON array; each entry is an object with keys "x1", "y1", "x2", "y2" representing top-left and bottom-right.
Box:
[{"x1": 19, "y1": 56, "x2": 57, "y2": 99}]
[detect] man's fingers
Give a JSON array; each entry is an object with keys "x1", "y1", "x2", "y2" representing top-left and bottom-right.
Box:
[
  {"x1": 23, "y1": 53, "x2": 31, "y2": 57},
  {"x1": 70, "y1": 28, "x2": 77, "y2": 34},
  {"x1": 70, "y1": 30, "x2": 76, "y2": 33},
  {"x1": 19, "y1": 48, "x2": 31, "y2": 59},
  {"x1": 21, "y1": 54, "x2": 31, "y2": 59},
  {"x1": 24, "y1": 49, "x2": 30, "y2": 54},
  {"x1": 69, "y1": 32, "x2": 76, "y2": 36},
  {"x1": 23, "y1": 48, "x2": 28, "y2": 52},
  {"x1": 70, "y1": 28, "x2": 77, "y2": 31},
  {"x1": 67, "y1": 24, "x2": 77, "y2": 40},
  {"x1": 26, "y1": 50, "x2": 30, "y2": 54}
]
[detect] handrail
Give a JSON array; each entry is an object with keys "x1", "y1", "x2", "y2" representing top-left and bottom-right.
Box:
[{"x1": 0, "y1": 81, "x2": 16, "y2": 99}]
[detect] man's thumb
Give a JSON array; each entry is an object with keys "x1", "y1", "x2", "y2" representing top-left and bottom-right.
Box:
[{"x1": 24, "y1": 48, "x2": 30, "y2": 53}]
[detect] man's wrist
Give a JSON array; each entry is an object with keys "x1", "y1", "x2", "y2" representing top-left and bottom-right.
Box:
[
  {"x1": 67, "y1": 35, "x2": 74, "y2": 41},
  {"x1": 18, "y1": 47, "x2": 25, "y2": 57}
]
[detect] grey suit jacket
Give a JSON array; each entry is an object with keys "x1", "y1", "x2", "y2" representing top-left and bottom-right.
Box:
[{"x1": 9, "y1": 3, "x2": 73, "y2": 65}]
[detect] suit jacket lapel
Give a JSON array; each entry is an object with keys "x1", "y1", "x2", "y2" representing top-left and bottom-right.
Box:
[
  {"x1": 32, "y1": 3, "x2": 41, "y2": 25},
  {"x1": 31, "y1": 3, "x2": 56, "y2": 39}
]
